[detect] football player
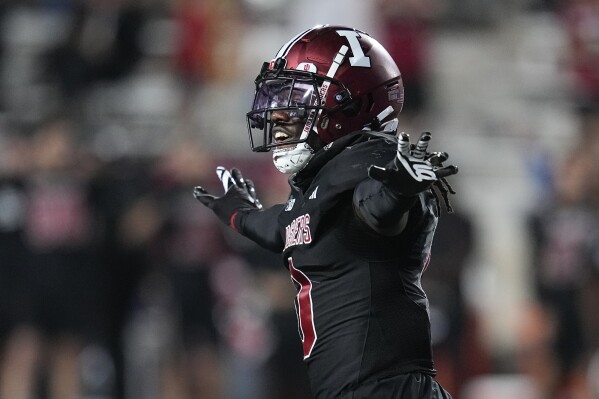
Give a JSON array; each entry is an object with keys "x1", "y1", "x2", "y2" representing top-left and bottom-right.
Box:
[{"x1": 194, "y1": 25, "x2": 457, "y2": 399}]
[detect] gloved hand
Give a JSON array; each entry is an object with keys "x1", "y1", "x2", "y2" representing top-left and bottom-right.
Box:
[
  {"x1": 193, "y1": 166, "x2": 262, "y2": 226},
  {"x1": 368, "y1": 132, "x2": 458, "y2": 197}
]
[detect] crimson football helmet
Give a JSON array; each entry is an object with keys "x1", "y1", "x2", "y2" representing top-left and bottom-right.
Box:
[{"x1": 246, "y1": 25, "x2": 403, "y2": 173}]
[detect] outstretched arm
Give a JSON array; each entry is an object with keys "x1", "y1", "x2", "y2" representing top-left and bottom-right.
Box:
[
  {"x1": 234, "y1": 203, "x2": 286, "y2": 252},
  {"x1": 353, "y1": 132, "x2": 458, "y2": 236}
]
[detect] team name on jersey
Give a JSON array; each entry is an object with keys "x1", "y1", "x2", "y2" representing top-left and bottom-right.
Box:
[{"x1": 284, "y1": 213, "x2": 312, "y2": 250}]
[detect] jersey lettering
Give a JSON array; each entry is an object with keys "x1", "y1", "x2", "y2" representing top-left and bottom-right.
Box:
[
  {"x1": 336, "y1": 30, "x2": 371, "y2": 67},
  {"x1": 288, "y1": 257, "x2": 317, "y2": 359},
  {"x1": 284, "y1": 213, "x2": 312, "y2": 250}
]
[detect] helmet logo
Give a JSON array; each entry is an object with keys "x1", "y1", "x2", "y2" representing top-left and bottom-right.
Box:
[
  {"x1": 268, "y1": 58, "x2": 287, "y2": 70},
  {"x1": 336, "y1": 30, "x2": 371, "y2": 68},
  {"x1": 296, "y1": 62, "x2": 317, "y2": 73}
]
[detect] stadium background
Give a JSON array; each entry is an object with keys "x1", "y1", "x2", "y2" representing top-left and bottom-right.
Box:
[{"x1": 0, "y1": 0, "x2": 598, "y2": 398}]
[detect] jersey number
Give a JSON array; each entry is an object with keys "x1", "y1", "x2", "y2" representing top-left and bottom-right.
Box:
[{"x1": 288, "y1": 257, "x2": 317, "y2": 359}]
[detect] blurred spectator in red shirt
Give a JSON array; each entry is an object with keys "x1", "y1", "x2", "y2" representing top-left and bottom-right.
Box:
[
  {"x1": 375, "y1": 0, "x2": 443, "y2": 121},
  {"x1": 559, "y1": 0, "x2": 599, "y2": 109},
  {"x1": 171, "y1": 0, "x2": 211, "y2": 88}
]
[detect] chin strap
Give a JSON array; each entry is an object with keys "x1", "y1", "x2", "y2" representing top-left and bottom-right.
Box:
[{"x1": 299, "y1": 45, "x2": 350, "y2": 145}]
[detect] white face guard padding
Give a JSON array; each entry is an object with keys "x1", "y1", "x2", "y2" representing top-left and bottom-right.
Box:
[{"x1": 272, "y1": 142, "x2": 313, "y2": 174}]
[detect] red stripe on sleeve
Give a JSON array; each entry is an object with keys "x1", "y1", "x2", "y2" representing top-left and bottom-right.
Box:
[{"x1": 229, "y1": 211, "x2": 239, "y2": 232}]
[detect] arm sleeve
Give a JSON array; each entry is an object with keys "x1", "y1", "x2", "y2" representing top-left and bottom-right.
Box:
[
  {"x1": 233, "y1": 204, "x2": 285, "y2": 252},
  {"x1": 353, "y1": 178, "x2": 418, "y2": 236}
]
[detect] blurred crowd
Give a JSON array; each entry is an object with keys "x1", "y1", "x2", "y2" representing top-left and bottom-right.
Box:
[{"x1": 0, "y1": 0, "x2": 597, "y2": 399}]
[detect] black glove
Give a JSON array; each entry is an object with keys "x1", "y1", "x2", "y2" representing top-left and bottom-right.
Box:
[
  {"x1": 193, "y1": 166, "x2": 262, "y2": 226},
  {"x1": 368, "y1": 132, "x2": 458, "y2": 197}
]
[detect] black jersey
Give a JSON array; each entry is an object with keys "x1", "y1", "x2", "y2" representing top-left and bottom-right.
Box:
[{"x1": 234, "y1": 131, "x2": 439, "y2": 398}]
